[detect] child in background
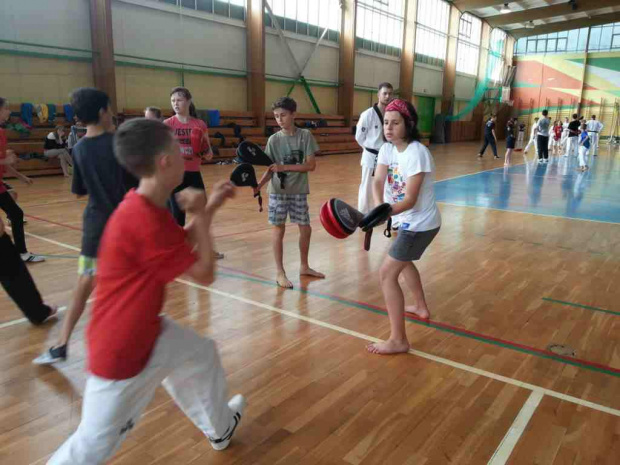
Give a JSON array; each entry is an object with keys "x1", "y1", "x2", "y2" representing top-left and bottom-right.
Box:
[
  {"x1": 255, "y1": 97, "x2": 325, "y2": 289},
  {"x1": 578, "y1": 123, "x2": 591, "y2": 171}
]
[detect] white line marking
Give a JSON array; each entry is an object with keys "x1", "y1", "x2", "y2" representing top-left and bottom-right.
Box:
[
  {"x1": 488, "y1": 391, "x2": 544, "y2": 464},
  {"x1": 0, "y1": 306, "x2": 67, "y2": 330},
  {"x1": 17, "y1": 232, "x2": 620, "y2": 418},
  {"x1": 177, "y1": 279, "x2": 620, "y2": 418},
  {"x1": 436, "y1": 162, "x2": 526, "y2": 183},
  {"x1": 21, "y1": 231, "x2": 81, "y2": 251},
  {"x1": 437, "y1": 201, "x2": 620, "y2": 225}
]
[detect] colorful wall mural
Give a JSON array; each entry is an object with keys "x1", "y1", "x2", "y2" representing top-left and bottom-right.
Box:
[{"x1": 512, "y1": 52, "x2": 620, "y2": 138}]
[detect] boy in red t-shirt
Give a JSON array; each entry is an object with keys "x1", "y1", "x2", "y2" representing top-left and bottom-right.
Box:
[{"x1": 48, "y1": 119, "x2": 244, "y2": 465}]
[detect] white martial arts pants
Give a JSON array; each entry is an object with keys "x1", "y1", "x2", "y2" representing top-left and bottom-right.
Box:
[
  {"x1": 524, "y1": 137, "x2": 538, "y2": 154},
  {"x1": 588, "y1": 132, "x2": 599, "y2": 155},
  {"x1": 358, "y1": 165, "x2": 375, "y2": 214},
  {"x1": 516, "y1": 132, "x2": 525, "y2": 149},
  {"x1": 578, "y1": 146, "x2": 590, "y2": 167},
  {"x1": 48, "y1": 318, "x2": 233, "y2": 465},
  {"x1": 565, "y1": 137, "x2": 578, "y2": 157}
]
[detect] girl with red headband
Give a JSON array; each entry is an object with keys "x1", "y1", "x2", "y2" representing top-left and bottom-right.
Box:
[{"x1": 367, "y1": 99, "x2": 441, "y2": 355}]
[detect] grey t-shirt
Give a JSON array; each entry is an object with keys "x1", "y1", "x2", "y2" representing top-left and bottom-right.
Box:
[
  {"x1": 72, "y1": 133, "x2": 138, "y2": 257},
  {"x1": 265, "y1": 128, "x2": 319, "y2": 195},
  {"x1": 537, "y1": 117, "x2": 550, "y2": 137}
]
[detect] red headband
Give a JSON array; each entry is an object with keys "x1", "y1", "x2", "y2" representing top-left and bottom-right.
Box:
[{"x1": 385, "y1": 99, "x2": 412, "y2": 120}]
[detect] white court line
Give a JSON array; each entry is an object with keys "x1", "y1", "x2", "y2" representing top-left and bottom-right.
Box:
[
  {"x1": 0, "y1": 306, "x2": 67, "y2": 330},
  {"x1": 435, "y1": 162, "x2": 525, "y2": 184},
  {"x1": 487, "y1": 391, "x2": 544, "y2": 465},
  {"x1": 19, "y1": 230, "x2": 620, "y2": 419},
  {"x1": 437, "y1": 201, "x2": 620, "y2": 225},
  {"x1": 177, "y1": 278, "x2": 620, "y2": 418}
]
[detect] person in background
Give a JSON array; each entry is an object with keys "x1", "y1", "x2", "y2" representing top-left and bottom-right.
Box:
[
  {"x1": 478, "y1": 114, "x2": 499, "y2": 159},
  {"x1": 523, "y1": 117, "x2": 539, "y2": 156},
  {"x1": 586, "y1": 115, "x2": 603, "y2": 156},
  {"x1": 145, "y1": 107, "x2": 162, "y2": 121},
  {"x1": 504, "y1": 118, "x2": 516, "y2": 166},
  {"x1": 44, "y1": 125, "x2": 73, "y2": 177}
]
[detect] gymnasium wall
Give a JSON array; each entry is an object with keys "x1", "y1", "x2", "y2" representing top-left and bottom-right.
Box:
[
  {"x1": 1, "y1": 0, "x2": 479, "y2": 120},
  {"x1": 513, "y1": 51, "x2": 620, "y2": 138},
  {"x1": 0, "y1": 0, "x2": 94, "y2": 103},
  {"x1": 265, "y1": 31, "x2": 339, "y2": 114}
]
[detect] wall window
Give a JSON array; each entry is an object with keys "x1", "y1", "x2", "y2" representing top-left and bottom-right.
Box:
[
  {"x1": 588, "y1": 23, "x2": 620, "y2": 52},
  {"x1": 157, "y1": 0, "x2": 246, "y2": 21},
  {"x1": 456, "y1": 13, "x2": 482, "y2": 76},
  {"x1": 355, "y1": 0, "x2": 405, "y2": 57},
  {"x1": 514, "y1": 28, "x2": 590, "y2": 55},
  {"x1": 415, "y1": 0, "x2": 450, "y2": 67},
  {"x1": 489, "y1": 28, "x2": 506, "y2": 82},
  {"x1": 265, "y1": 0, "x2": 341, "y2": 43}
]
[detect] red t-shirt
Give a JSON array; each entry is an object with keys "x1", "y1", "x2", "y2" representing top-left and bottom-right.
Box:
[
  {"x1": 553, "y1": 125, "x2": 562, "y2": 141},
  {"x1": 87, "y1": 190, "x2": 197, "y2": 380},
  {"x1": 0, "y1": 129, "x2": 7, "y2": 194},
  {"x1": 163, "y1": 116, "x2": 210, "y2": 172}
]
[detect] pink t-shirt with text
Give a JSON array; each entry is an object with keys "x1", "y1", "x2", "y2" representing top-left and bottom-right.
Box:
[{"x1": 163, "y1": 116, "x2": 210, "y2": 172}]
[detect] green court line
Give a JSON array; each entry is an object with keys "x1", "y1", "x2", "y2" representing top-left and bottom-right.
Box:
[
  {"x1": 543, "y1": 298, "x2": 620, "y2": 317},
  {"x1": 29, "y1": 255, "x2": 619, "y2": 377},
  {"x1": 215, "y1": 271, "x2": 620, "y2": 378}
]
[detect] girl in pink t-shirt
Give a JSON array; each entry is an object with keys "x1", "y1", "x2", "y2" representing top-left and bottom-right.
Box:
[{"x1": 164, "y1": 87, "x2": 212, "y2": 227}]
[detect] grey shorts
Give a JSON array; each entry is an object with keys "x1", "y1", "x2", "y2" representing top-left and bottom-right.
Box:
[
  {"x1": 388, "y1": 227, "x2": 440, "y2": 262},
  {"x1": 268, "y1": 194, "x2": 310, "y2": 226}
]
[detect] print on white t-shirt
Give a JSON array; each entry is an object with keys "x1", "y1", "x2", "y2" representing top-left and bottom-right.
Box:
[{"x1": 377, "y1": 141, "x2": 441, "y2": 232}]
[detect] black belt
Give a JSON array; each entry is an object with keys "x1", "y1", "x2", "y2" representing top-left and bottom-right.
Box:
[
  {"x1": 365, "y1": 147, "x2": 379, "y2": 155},
  {"x1": 588, "y1": 131, "x2": 599, "y2": 133}
]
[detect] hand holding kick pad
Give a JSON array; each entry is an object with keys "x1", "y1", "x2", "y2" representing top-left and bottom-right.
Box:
[{"x1": 359, "y1": 203, "x2": 392, "y2": 232}]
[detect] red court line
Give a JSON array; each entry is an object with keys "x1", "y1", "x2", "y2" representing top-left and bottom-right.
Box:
[
  {"x1": 24, "y1": 214, "x2": 82, "y2": 232},
  {"x1": 219, "y1": 265, "x2": 620, "y2": 377}
]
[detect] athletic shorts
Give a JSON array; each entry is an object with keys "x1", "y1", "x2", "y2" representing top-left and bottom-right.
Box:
[
  {"x1": 506, "y1": 136, "x2": 515, "y2": 150},
  {"x1": 388, "y1": 227, "x2": 440, "y2": 262},
  {"x1": 268, "y1": 194, "x2": 310, "y2": 226},
  {"x1": 78, "y1": 255, "x2": 97, "y2": 276}
]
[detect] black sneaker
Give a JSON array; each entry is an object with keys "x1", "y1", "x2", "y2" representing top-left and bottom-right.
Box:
[
  {"x1": 209, "y1": 394, "x2": 246, "y2": 451},
  {"x1": 33, "y1": 345, "x2": 67, "y2": 365}
]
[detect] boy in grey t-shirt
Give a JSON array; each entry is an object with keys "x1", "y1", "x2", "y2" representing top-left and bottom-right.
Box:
[{"x1": 255, "y1": 97, "x2": 325, "y2": 288}]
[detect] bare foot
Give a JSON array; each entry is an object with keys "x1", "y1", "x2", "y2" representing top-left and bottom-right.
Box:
[
  {"x1": 405, "y1": 305, "x2": 430, "y2": 320},
  {"x1": 300, "y1": 267, "x2": 325, "y2": 279},
  {"x1": 276, "y1": 272, "x2": 294, "y2": 289},
  {"x1": 366, "y1": 339, "x2": 410, "y2": 355}
]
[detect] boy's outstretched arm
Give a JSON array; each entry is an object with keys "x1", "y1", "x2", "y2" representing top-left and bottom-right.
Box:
[{"x1": 179, "y1": 181, "x2": 235, "y2": 285}]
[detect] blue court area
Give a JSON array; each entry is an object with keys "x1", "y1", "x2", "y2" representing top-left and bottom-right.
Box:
[{"x1": 435, "y1": 153, "x2": 620, "y2": 224}]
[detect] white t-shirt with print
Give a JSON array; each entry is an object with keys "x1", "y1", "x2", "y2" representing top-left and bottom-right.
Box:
[{"x1": 377, "y1": 141, "x2": 441, "y2": 232}]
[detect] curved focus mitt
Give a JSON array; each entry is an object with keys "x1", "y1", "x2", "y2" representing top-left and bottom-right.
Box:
[{"x1": 359, "y1": 203, "x2": 392, "y2": 232}]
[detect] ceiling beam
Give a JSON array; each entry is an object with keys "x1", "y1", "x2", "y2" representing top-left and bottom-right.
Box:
[
  {"x1": 452, "y1": 0, "x2": 505, "y2": 12},
  {"x1": 511, "y1": 11, "x2": 620, "y2": 38},
  {"x1": 487, "y1": 0, "x2": 620, "y2": 27}
]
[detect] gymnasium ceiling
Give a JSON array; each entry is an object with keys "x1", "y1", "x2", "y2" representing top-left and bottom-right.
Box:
[{"x1": 450, "y1": 0, "x2": 620, "y2": 38}]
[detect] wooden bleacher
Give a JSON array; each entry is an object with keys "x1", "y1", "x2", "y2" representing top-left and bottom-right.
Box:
[
  {"x1": 5, "y1": 105, "x2": 363, "y2": 178},
  {"x1": 5, "y1": 103, "x2": 69, "y2": 177}
]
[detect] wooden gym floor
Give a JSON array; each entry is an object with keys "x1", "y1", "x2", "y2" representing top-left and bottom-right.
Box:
[{"x1": 1, "y1": 141, "x2": 619, "y2": 464}]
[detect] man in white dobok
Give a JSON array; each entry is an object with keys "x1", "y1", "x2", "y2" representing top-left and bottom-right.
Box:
[
  {"x1": 355, "y1": 82, "x2": 393, "y2": 214},
  {"x1": 586, "y1": 115, "x2": 604, "y2": 156}
]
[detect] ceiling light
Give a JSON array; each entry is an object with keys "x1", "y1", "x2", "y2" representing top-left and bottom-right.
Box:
[
  {"x1": 500, "y1": 3, "x2": 511, "y2": 14},
  {"x1": 525, "y1": 21, "x2": 535, "y2": 29}
]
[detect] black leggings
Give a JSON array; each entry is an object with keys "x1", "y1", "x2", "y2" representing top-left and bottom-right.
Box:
[
  {"x1": 168, "y1": 171, "x2": 206, "y2": 226},
  {"x1": 479, "y1": 135, "x2": 497, "y2": 157},
  {"x1": 0, "y1": 234, "x2": 52, "y2": 324},
  {"x1": 0, "y1": 191, "x2": 27, "y2": 253}
]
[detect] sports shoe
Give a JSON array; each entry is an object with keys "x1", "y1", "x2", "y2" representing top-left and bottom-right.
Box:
[
  {"x1": 21, "y1": 253, "x2": 45, "y2": 263},
  {"x1": 209, "y1": 394, "x2": 246, "y2": 451},
  {"x1": 33, "y1": 344, "x2": 67, "y2": 365}
]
